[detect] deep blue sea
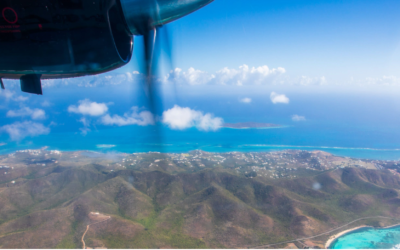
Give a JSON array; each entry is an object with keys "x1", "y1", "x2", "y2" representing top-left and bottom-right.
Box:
[{"x1": 1, "y1": 83, "x2": 400, "y2": 160}]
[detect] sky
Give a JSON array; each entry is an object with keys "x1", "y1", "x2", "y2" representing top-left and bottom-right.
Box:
[
  {"x1": 1, "y1": 0, "x2": 400, "y2": 145},
  {"x1": 123, "y1": 0, "x2": 400, "y2": 87}
]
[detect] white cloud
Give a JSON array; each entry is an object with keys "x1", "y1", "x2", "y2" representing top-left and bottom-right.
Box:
[
  {"x1": 99, "y1": 105, "x2": 222, "y2": 131},
  {"x1": 213, "y1": 65, "x2": 286, "y2": 86},
  {"x1": 7, "y1": 107, "x2": 46, "y2": 120},
  {"x1": 292, "y1": 115, "x2": 306, "y2": 121},
  {"x1": 166, "y1": 68, "x2": 214, "y2": 85},
  {"x1": 13, "y1": 96, "x2": 29, "y2": 102},
  {"x1": 365, "y1": 76, "x2": 400, "y2": 86},
  {"x1": 0, "y1": 121, "x2": 50, "y2": 141},
  {"x1": 31, "y1": 109, "x2": 45, "y2": 120},
  {"x1": 101, "y1": 107, "x2": 155, "y2": 126},
  {"x1": 6, "y1": 66, "x2": 327, "y2": 88},
  {"x1": 49, "y1": 121, "x2": 57, "y2": 127},
  {"x1": 68, "y1": 99, "x2": 108, "y2": 116},
  {"x1": 165, "y1": 64, "x2": 286, "y2": 86},
  {"x1": 0, "y1": 90, "x2": 15, "y2": 100},
  {"x1": 270, "y1": 92, "x2": 290, "y2": 104},
  {"x1": 0, "y1": 90, "x2": 28, "y2": 102},
  {"x1": 67, "y1": 100, "x2": 111, "y2": 134},
  {"x1": 296, "y1": 76, "x2": 327, "y2": 86},
  {"x1": 239, "y1": 97, "x2": 252, "y2": 104},
  {"x1": 79, "y1": 117, "x2": 90, "y2": 127},
  {"x1": 162, "y1": 105, "x2": 223, "y2": 131},
  {"x1": 41, "y1": 100, "x2": 52, "y2": 107},
  {"x1": 78, "y1": 117, "x2": 91, "y2": 135}
]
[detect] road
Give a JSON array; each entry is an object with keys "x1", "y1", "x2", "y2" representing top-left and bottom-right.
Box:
[
  {"x1": 81, "y1": 216, "x2": 111, "y2": 249},
  {"x1": 249, "y1": 216, "x2": 399, "y2": 249}
]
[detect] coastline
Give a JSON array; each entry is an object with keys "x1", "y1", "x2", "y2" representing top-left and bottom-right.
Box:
[
  {"x1": 325, "y1": 225, "x2": 368, "y2": 249},
  {"x1": 325, "y1": 223, "x2": 400, "y2": 249},
  {"x1": 1, "y1": 145, "x2": 400, "y2": 161},
  {"x1": 222, "y1": 126, "x2": 285, "y2": 130}
]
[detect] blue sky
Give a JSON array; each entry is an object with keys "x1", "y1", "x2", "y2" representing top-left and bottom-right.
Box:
[
  {"x1": 1, "y1": 0, "x2": 400, "y2": 145},
  {"x1": 124, "y1": 0, "x2": 400, "y2": 85}
]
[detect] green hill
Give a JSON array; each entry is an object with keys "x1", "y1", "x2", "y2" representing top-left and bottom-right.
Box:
[{"x1": 0, "y1": 151, "x2": 399, "y2": 248}]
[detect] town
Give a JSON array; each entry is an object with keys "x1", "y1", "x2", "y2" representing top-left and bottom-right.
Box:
[{"x1": 1, "y1": 149, "x2": 399, "y2": 186}]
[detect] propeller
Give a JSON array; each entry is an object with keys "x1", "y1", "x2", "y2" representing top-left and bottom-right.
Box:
[
  {"x1": 146, "y1": 25, "x2": 179, "y2": 114},
  {"x1": 157, "y1": 25, "x2": 180, "y2": 104},
  {"x1": 118, "y1": 0, "x2": 214, "y2": 149},
  {"x1": 136, "y1": 18, "x2": 173, "y2": 150}
]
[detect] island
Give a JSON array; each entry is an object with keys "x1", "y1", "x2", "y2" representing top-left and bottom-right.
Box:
[
  {"x1": 223, "y1": 122, "x2": 282, "y2": 129},
  {"x1": 0, "y1": 149, "x2": 399, "y2": 249}
]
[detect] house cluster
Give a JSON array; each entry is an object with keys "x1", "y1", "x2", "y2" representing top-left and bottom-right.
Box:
[{"x1": 16, "y1": 149, "x2": 42, "y2": 156}]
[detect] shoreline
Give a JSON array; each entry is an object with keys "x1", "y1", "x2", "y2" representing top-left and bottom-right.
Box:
[
  {"x1": 325, "y1": 223, "x2": 400, "y2": 249},
  {"x1": 223, "y1": 126, "x2": 286, "y2": 130},
  {"x1": 1, "y1": 146, "x2": 400, "y2": 161},
  {"x1": 325, "y1": 225, "x2": 368, "y2": 249}
]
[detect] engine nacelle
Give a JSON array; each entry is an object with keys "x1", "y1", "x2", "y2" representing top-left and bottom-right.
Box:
[
  {"x1": 119, "y1": 0, "x2": 214, "y2": 35},
  {"x1": 0, "y1": 0, "x2": 213, "y2": 94},
  {"x1": 0, "y1": 0, "x2": 132, "y2": 80}
]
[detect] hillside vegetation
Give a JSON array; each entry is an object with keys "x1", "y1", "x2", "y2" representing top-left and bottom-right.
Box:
[{"x1": 0, "y1": 150, "x2": 399, "y2": 248}]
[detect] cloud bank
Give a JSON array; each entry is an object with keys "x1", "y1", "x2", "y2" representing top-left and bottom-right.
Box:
[
  {"x1": 1, "y1": 121, "x2": 50, "y2": 141},
  {"x1": 365, "y1": 76, "x2": 400, "y2": 86},
  {"x1": 68, "y1": 100, "x2": 223, "y2": 132},
  {"x1": 101, "y1": 107, "x2": 155, "y2": 126},
  {"x1": 213, "y1": 65, "x2": 286, "y2": 86},
  {"x1": 0, "y1": 90, "x2": 28, "y2": 102},
  {"x1": 68, "y1": 99, "x2": 109, "y2": 116},
  {"x1": 7, "y1": 107, "x2": 46, "y2": 120},
  {"x1": 297, "y1": 76, "x2": 327, "y2": 86},
  {"x1": 270, "y1": 92, "x2": 290, "y2": 104},
  {"x1": 166, "y1": 64, "x2": 286, "y2": 86},
  {"x1": 162, "y1": 105, "x2": 223, "y2": 131},
  {"x1": 5, "y1": 65, "x2": 327, "y2": 88},
  {"x1": 166, "y1": 68, "x2": 214, "y2": 85}
]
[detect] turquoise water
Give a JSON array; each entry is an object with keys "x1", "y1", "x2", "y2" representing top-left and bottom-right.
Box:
[
  {"x1": 330, "y1": 226, "x2": 400, "y2": 249},
  {"x1": 2, "y1": 88, "x2": 400, "y2": 160},
  {"x1": 2, "y1": 125, "x2": 400, "y2": 160}
]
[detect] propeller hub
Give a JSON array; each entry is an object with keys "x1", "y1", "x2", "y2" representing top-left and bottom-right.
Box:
[{"x1": 119, "y1": 0, "x2": 214, "y2": 35}]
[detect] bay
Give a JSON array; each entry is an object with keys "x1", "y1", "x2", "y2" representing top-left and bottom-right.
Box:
[{"x1": 330, "y1": 226, "x2": 400, "y2": 249}]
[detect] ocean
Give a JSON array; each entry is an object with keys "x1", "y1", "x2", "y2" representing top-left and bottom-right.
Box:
[{"x1": 1, "y1": 83, "x2": 400, "y2": 160}]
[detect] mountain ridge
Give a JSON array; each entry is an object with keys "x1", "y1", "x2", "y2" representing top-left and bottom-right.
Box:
[{"x1": 0, "y1": 150, "x2": 399, "y2": 248}]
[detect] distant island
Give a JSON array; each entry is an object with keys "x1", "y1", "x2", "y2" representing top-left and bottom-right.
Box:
[{"x1": 223, "y1": 122, "x2": 282, "y2": 129}]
